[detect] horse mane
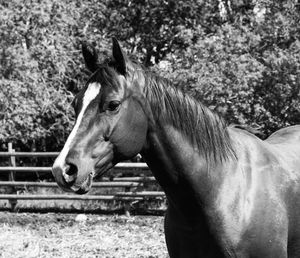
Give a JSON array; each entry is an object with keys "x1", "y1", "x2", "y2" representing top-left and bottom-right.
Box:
[
  {"x1": 140, "y1": 70, "x2": 235, "y2": 163},
  {"x1": 92, "y1": 58, "x2": 235, "y2": 163}
]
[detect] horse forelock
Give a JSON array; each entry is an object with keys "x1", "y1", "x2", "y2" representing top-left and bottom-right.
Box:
[{"x1": 88, "y1": 65, "x2": 121, "y2": 90}]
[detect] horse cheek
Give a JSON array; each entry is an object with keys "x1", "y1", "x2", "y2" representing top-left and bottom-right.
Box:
[{"x1": 112, "y1": 105, "x2": 148, "y2": 159}]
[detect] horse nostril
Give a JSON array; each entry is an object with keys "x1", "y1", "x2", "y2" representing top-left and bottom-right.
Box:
[
  {"x1": 66, "y1": 163, "x2": 78, "y2": 176},
  {"x1": 63, "y1": 163, "x2": 78, "y2": 184}
]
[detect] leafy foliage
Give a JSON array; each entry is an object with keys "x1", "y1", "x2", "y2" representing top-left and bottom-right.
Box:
[
  {"x1": 0, "y1": 0, "x2": 106, "y2": 150},
  {"x1": 0, "y1": 0, "x2": 300, "y2": 150},
  {"x1": 160, "y1": 1, "x2": 300, "y2": 136}
]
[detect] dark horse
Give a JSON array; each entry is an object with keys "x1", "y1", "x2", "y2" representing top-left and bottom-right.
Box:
[{"x1": 52, "y1": 39, "x2": 300, "y2": 257}]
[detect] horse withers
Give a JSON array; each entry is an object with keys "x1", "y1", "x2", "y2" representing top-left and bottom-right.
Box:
[{"x1": 52, "y1": 39, "x2": 300, "y2": 257}]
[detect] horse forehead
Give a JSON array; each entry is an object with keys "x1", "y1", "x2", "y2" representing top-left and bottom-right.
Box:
[
  {"x1": 83, "y1": 82, "x2": 101, "y2": 105},
  {"x1": 103, "y1": 75, "x2": 128, "y2": 98}
]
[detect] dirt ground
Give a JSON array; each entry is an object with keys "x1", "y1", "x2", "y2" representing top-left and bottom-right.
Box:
[{"x1": 0, "y1": 212, "x2": 168, "y2": 258}]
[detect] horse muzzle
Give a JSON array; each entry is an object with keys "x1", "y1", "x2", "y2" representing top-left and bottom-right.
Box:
[{"x1": 52, "y1": 162, "x2": 94, "y2": 194}]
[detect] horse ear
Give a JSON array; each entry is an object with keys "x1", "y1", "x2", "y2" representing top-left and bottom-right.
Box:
[
  {"x1": 112, "y1": 37, "x2": 126, "y2": 75},
  {"x1": 82, "y1": 42, "x2": 98, "y2": 73}
]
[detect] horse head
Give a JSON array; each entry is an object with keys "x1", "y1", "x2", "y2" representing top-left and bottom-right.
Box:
[{"x1": 52, "y1": 39, "x2": 148, "y2": 194}]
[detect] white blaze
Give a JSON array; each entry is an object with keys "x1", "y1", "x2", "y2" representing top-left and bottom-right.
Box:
[{"x1": 53, "y1": 82, "x2": 101, "y2": 169}]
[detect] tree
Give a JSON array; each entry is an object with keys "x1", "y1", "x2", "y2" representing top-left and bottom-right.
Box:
[
  {"x1": 1, "y1": 0, "x2": 300, "y2": 150},
  {"x1": 160, "y1": 0, "x2": 300, "y2": 136}
]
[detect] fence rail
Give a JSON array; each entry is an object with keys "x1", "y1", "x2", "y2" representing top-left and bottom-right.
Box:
[
  {"x1": 0, "y1": 162, "x2": 149, "y2": 172},
  {"x1": 0, "y1": 181, "x2": 143, "y2": 188},
  {"x1": 0, "y1": 191, "x2": 165, "y2": 200},
  {"x1": 0, "y1": 152, "x2": 59, "y2": 157},
  {"x1": 0, "y1": 143, "x2": 165, "y2": 213}
]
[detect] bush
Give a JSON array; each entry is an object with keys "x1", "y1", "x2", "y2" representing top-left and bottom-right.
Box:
[
  {"x1": 0, "y1": 0, "x2": 300, "y2": 150},
  {"x1": 159, "y1": 2, "x2": 300, "y2": 137},
  {"x1": 0, "y1": 0, "x2": 109, "y2": 150}
]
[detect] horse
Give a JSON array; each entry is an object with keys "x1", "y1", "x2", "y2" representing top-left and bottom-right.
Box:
[{"x1": 52, "y1": 38, "x2": 300, "y2": 257}]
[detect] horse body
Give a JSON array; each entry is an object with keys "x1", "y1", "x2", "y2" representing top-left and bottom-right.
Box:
[
  {"x1": 52, "y1": 39, "x2": 300, "y2": 257},
  {"x1": 142, "y1": 116, "x2": 300, "y2": 257}
]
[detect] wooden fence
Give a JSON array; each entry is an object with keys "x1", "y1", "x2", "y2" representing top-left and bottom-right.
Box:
[{"x1": 0, "y1": 143, "x2": 166, "y2": 213}]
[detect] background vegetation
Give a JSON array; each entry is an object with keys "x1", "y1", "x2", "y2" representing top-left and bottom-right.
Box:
[{"x1": 1, "y1": 0, "x2": 300, "y2": 151}]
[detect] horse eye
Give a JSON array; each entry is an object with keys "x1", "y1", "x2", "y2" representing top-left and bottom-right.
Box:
[{"x1": 107, "y1": 100, "x2": 121, "y2": 111}]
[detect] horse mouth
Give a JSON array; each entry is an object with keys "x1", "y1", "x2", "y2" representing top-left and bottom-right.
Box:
[
  {"x1": 70, "y1": 163, "x2": 113, "y2": 194},
  {"x1": 71, "y1": 171, "x2": 94, "y2": 194},
  {"x1": 66, "y1": 160, "x2": 114, "y2": 194}
]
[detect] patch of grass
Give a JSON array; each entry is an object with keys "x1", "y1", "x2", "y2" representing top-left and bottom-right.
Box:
[{"x1": 0, "y1": 212, "x2": 168, "y2": 258}]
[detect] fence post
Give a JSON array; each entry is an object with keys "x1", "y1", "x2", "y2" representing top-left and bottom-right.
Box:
[
  {"x1": 124, "y1": 184, "x2": 131, "y2": 216},
  {"x1": 8, "y1": 143, "x2": 17, "y2": 211}
]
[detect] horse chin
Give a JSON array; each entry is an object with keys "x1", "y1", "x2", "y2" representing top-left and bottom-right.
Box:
[
  {"x1": 95, "y1": 160, "x2": 114, "y2": 178},
  {"x1": 75, "y1": 186, "x2": 91, "y2": 195}
]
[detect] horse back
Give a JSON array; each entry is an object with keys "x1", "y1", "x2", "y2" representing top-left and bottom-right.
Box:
[
  {"x1": 264, "y1": 125, "x2": 300, "y2": 256},
  {"x1": 264, "y1": 125, "x2": 300, "y2": 181},
  {"x1": 226, "y1": 126, "x2": 300, "y2": 256},
  {"x1": 265, "y1": 125, "x2": 300, "y2": 145}
]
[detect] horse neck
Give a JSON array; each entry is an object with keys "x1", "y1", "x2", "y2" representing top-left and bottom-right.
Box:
[
  {"x1": 140, "y1": 75, "x2": 234, "y2": 218},
  {"x1": 141, "y1": 115, "x2": 228, "y2": 222}
]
